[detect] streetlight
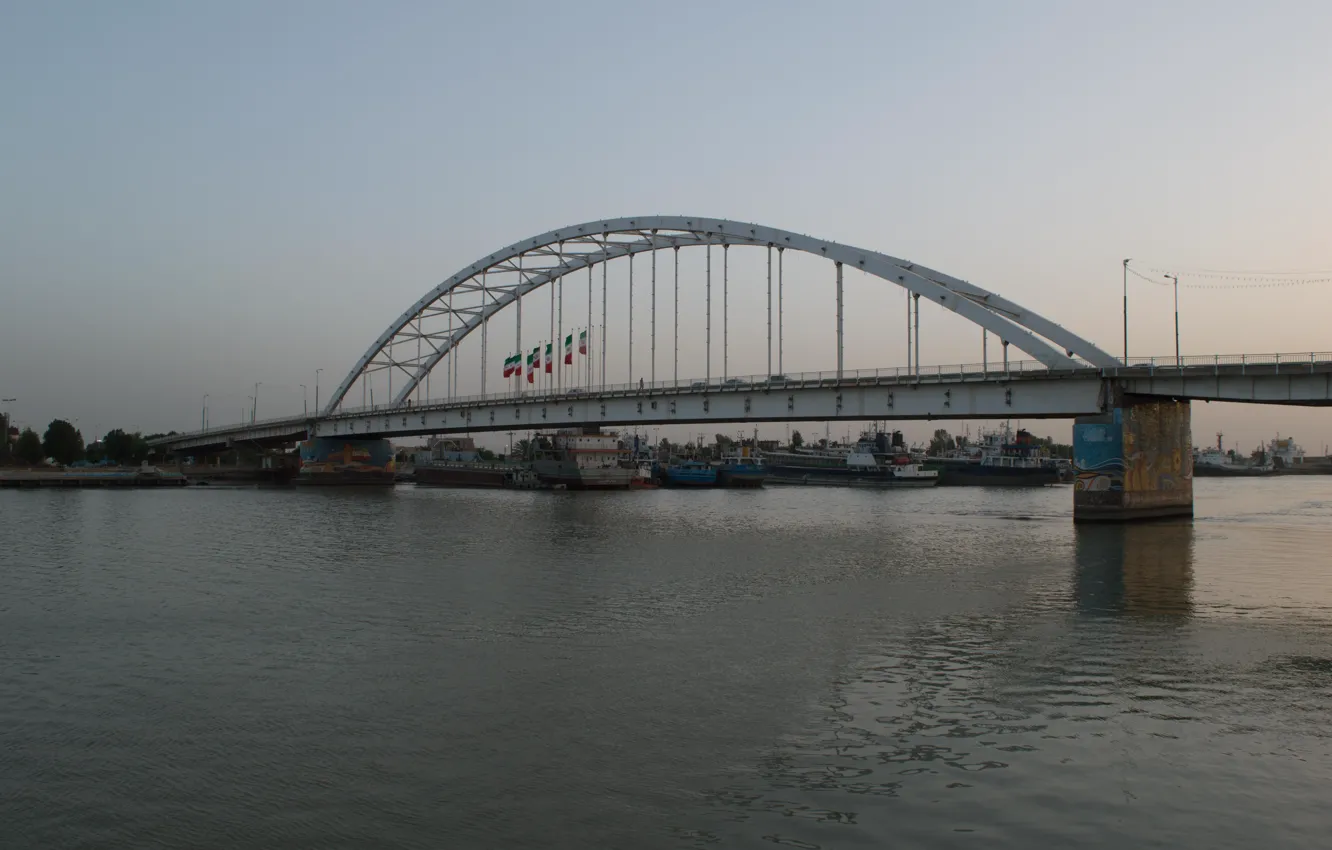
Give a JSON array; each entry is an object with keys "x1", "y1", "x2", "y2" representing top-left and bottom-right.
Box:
[
  {"x1": 315, "y1": 369, "x2": 323, "y2": 415},
  {"x1": 1163, "y1": 274, "x2": 1180, "y2": 367},
  {"x1": 247, "y1": 397, "x2": 254, "y2": 425},
  {"x1": 1122, "y1": 258, "x2": 1130, "y2": 364},
  {"x1": 300, "y1": 384, "x2": 308, "y2": 417},
  {"x1": 252, "y1": 382, "x2": 261, "y2": 423},
  {"x1": 202, "y1": 394, "x2": 209, "y2": 431}
]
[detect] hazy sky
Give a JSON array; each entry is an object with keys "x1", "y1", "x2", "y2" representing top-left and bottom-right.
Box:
[{"x1": 3, "y1": 1, "x2": 1330, "y2": 452}]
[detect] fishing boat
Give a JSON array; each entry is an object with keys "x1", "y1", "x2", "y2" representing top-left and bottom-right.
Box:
[
  {"x1": 661, "y1": 459, "x2": 718, "y2": 487},
  {"x1": 764, "y1": 437, "x2": 937, "y2": 488},
  {"x1": 716, "y1": 446, "x2": 767, "y2": 488}
]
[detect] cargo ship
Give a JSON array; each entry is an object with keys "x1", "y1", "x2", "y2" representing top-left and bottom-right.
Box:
[
  {"x1": 531, "y1": 429, "x2": 636, "y2": 490},
  {"x1": 764, "y1": 434, "x2": 937, "y2": 487},
  {"x1": 415, "y1": 460, "x2": 539, "y2": 488},
  {"x1": 1192, "y1": 433, "x2": 1275, "y2": 477},
  {"x1": 661, "y1": 459, "x2": 718, "y2": 487},
  {"x1": 716, "y1": 446, "x2": 767, "y2": 488},
  {"x1": 924, "y1": 426, "x2": 1060, "y2": 486},
  {"x1": 413, "y1": 436, "x2": 540, "y2": 488}
]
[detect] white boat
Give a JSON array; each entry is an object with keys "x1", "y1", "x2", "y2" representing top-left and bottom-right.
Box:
[{"x1": 1192, "y1": 433, "x2": 1274, "y2": 477}]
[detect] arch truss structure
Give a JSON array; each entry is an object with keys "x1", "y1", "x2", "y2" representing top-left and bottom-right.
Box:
[{"x1": 324, "y1": 216, "x2": 1118, "y2": 415}]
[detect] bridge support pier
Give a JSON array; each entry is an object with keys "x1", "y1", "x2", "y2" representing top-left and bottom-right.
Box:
[{"x1": 1073, "y1": 393, "x2": 1193, "y2": 523}]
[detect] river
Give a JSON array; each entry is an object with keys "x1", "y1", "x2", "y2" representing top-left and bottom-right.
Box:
[{"x1": 2, "y1": 479, "x2": 1330, "y2": 848}]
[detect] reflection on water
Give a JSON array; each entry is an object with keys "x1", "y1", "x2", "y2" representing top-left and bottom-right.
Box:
[
  {"x1": 2, "y1": 479, "x2": 1331, "y2": 849},
  {"x1": 1074, "y1": 522, "x2": 1195, "y2": 616}
]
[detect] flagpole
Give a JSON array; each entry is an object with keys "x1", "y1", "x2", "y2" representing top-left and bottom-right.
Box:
[
  {"x1": 557, "y1": 242, "x2": 564, "y2": 394},
  {"x1": 549, "y1": 248, "x2": 555, "y2": 397},
  {"x1": 628, "y1": 251, "x2": 634, "y2": 388},
  {"x1": 587, "y1": 261, "x2": 593, "y2": 391},
  {"x1": 516, "y1": 255, "x2": 523, "y2": 398},
  {"x1": 601, "y1": 236, "x2": 608, "y2": 393}
]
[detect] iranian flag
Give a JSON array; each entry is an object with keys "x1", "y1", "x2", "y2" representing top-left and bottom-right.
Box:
[
  {"x1": 564, "y1": 333, "x2": 573, "y2": 365},
  {"x1": 502, "y1": 354, "x2": 517, "y2": 378},
  {"x1": 578, "y1": 329, "x2": 587, "y2": 355},
  {"x1": 545, "y1": 342, "x2": 553, "y2": 373},
  {"x1": 527, "y1": 348, "x2": 537, "y2": 383}
]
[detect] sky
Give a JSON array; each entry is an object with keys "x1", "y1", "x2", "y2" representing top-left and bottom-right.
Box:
[{"x1": 2, "y1": 1, "x2": 1330, "y2": 453}]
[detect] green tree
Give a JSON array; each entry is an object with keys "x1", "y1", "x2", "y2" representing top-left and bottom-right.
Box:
[
  {"x1": 86, "y1": 440, "x2": 106, "y2": 463},
  {"x1": 928, "y1": 429, "x2": 952, "y2": 456},
  {"x1": 15, "y1": 427, "x2": 43, "y2": 464},
  {"x1": 42, "y1": 419, "x2": 84, "y2": 465},
  {"x1": 477, "y1": 448, "x2": 496, "y2": 461},
  {"x1": 790, "y1": 430, "x2": 803, "y2": 448},
  {"x1": 0, "y1": 412, "x2": 10, "y2": 464},
  {"x1": 102, "y1": 429, "x2": 151, "y2": 465}
]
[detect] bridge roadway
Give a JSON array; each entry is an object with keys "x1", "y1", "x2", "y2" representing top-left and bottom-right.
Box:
[{"x1": 154, "y1": 353, "x2": 1332, "y2": 453}]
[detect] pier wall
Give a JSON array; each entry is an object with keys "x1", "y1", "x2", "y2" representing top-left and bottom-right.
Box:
[
  {"x1": 1073, "y1": 395, "x2": 1193, "y2": 523},
  {"x1": 296, "y1": 437, "x2": 396, "y2": 484}
]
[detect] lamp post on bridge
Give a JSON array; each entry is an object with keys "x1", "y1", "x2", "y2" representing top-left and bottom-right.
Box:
[
  {"x1": 1122, "y1": 258, "x2": 1130, "y2": 364},
  {"x1": 1163, "y1": 274, "x2": 1179, "y2": 367},
  {"x1": 252, "y1": 382, "x2": 261, "y2": 423},
  {"x1": 300, "y1": 385, "x2": 307, "y2": 417},
  {"x1": 315, "y1": 369, "x2": 323, "y2": 415},
  {"x1": 201, "y1": 394, "x2": 209, "y2": 432}
]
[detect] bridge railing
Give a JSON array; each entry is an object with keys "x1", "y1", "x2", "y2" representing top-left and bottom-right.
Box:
[
  {"x1": 329, "y1": 358, "x2": 1076, "y2": 417},
  {"x1": 1111, "y1": 352, "x2": 1332, "y2": 374}
]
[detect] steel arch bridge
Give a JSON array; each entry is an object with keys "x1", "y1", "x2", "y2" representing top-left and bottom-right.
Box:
[{"x1": 324, "y1": 216, "x2": 1119, "y2": 416}]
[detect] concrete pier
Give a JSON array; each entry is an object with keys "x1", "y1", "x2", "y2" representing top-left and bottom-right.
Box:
[{"x1": 1073, "y1": 395, "x2": 1193, "y2": 523}]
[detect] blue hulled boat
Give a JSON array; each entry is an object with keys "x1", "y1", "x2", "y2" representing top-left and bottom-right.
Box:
[
  {"x1": 716, "y1": 447, "x2": 767, "y2": 488},
  {"x1": 662, "y1": 459, "x2": 718, "y2": 487}
]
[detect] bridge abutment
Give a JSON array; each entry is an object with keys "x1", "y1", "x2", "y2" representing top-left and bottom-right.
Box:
[{"x1": 1073, "y1": 393, "x2": 1193, "y2": 523}]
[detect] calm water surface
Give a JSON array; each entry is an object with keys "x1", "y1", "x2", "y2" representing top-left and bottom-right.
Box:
[{"x1": 2, "y1": 479, "x2": 1330, "y2": 848}]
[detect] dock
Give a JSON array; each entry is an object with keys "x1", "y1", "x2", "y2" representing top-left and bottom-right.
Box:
[{"x1": 0, "y1": 468, "x2": 189, "y2": 488}]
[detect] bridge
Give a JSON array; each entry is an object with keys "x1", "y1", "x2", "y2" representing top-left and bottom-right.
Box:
[{"x1": 151, "y1": 216, "x2": 1332, "y2": 521}]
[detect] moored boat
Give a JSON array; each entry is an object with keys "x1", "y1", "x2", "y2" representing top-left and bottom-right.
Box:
[
  {"x1": 764, "y1": 437, "x2": 937, "y2": 488},
  {"x1": 716, "y1": 446, "x2": 767, "y2": 488},
  {"x1": 531, "y1": 429, "x2": 636, "y2": 490},
  {"x1": 661, "y1": 459, "x2": 718, "y2": 487},
  {"x1": 415, "y1": 460, "x2": 539, "y2": 488},
  {"x1": 1192, "y1": 433, "x2": 1275, "y2": 477},
  {"x1": 924, "y1": 426, "x2": 1060, "y2": 486}
]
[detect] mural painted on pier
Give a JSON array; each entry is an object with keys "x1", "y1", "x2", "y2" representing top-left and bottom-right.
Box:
[
  {"x1": 1074, "y1": 401, "x2": 1192, "y2": 502},
  {"x1": 298, "y1": 437, "x2": 396, "y2": 475},
  {"x1": 1121, "y1": 400, "x2": 1192, "y2": 509},
  {"x1": 1073, "y1": 410, "x2": 1124, "y2": 492}
]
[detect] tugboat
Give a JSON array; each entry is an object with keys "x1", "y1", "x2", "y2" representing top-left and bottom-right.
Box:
[
  {"x1": 716, "y1": 445, "x2": 767, "y2": 488},
  {"x1": 661, "y1": 458, "x2": 718, "y2": 487},
  {"x1": 531, "y1": 429, "x2": 636, "y2": 490},
  {"x1": 764, "y1": 434, "x2": 937, "y2": 487}
]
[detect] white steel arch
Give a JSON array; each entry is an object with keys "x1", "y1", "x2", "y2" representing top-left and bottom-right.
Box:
[{"x1": 324, "y1": 217, "x2": 1118, "y2": 414}]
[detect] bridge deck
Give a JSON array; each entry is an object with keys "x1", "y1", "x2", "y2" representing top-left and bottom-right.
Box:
[{"x1": 151, "y1": 353, "x2": 1332, "y2": 452}]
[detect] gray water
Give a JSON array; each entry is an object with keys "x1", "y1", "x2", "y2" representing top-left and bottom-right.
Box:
[{"x1": 2, "y1": 479, "x2": 1330, "y2": 849}]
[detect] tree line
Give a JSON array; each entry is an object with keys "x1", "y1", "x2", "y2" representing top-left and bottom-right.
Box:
[{"x1": 1, "y1": 417, "x2": 175, "y2": 467}]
